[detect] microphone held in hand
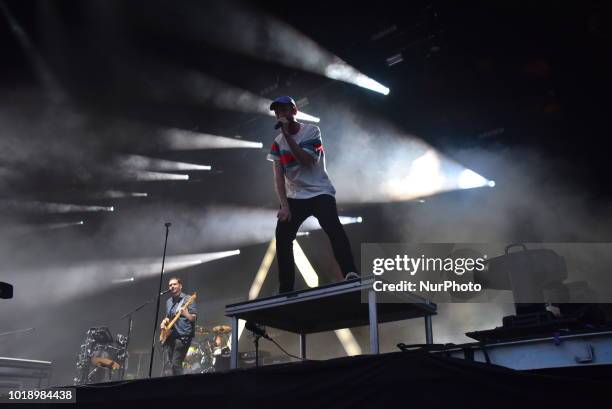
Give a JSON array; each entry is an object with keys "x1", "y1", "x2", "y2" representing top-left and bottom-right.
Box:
[{"x1": 274, "y1": 117, "x2": 292, "y2": 130}]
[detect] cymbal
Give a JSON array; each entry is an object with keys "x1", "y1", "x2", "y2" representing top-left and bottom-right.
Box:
[
  {"x1": 212, "y1": 325, "x2": 232, "y2": 334},
  {"x1": 195, "y1": 326, "x2": 209, "y2": 335}
]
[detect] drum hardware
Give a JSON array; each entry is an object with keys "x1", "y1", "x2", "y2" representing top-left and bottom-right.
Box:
[
  {"x1": 74, "y1": 327, "x2": 127, "y2": 385},
  {"x1": 180, "y1": 324, "x2": 233, "y2": 374},
  {"x1": 212, "y1": 325, "x2": 232, "y2": 334}
]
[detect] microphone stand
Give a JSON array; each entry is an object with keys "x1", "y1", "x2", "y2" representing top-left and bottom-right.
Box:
[
  {"x1": 246, "y1": 323, "x2": 266, "y2": 369},
  {"x1": 118, "y1": 290, "x2": 166, "y2": 380},
  {"x1": 148, "y1": 222, "x2": 171, "y2": 378},
  {"x1": 254, "y1": 335, "x2": 261, "y2": 369}
]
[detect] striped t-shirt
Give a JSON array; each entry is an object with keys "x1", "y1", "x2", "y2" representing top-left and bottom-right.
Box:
[{"x1": 266, "y1": 123, "x2": 336, "y2": 199}]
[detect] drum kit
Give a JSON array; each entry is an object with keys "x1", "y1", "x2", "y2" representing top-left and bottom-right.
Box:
[
  {"x1": 183, "y1": 324, "x2": 232, "y2": 374},
  {"x1": 74, "y1": 327, "x2": 127, "y2": 385}
]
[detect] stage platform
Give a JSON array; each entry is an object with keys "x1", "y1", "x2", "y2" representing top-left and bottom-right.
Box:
[
  {"x1": 225, "y1": 276, "x2": 436, "y2": 368},
  {"x1": 63, "y1": 350, "x2": 610, "y2": 408}
]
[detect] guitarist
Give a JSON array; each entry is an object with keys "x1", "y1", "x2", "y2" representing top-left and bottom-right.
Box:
[{"x1": 160, "y1": 277, "x2": 197, "y2": 376}]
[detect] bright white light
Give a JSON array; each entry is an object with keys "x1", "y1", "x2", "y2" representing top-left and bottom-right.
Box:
[
  {"x1": 458, "y1": 169, "x2": 489, "y2": 189},
  {"x1": 0, "y1": 201, "x2": 115, "y2": 213},
  {"x1": 239, "y1": 239, "x2": 276, "y2": 341},
  {"x1": 96, "y1": 191, "x2": 148, "y2": 199},
  {"x1": 295, "y1": 112, "x2": 320, "y2": 123},
  {"x1": 338, "y1": 216, "x2": 363, "y2": 225},
  {"x1": 127, "y1": 171, "x2": 189, "y2": 181},
  {"x1": 334, "y1": 328, "x2": 362, "y2": 356},
  {"x1": 119, "y1": 154, "x2": 211, "y2": 171},
  {"x1": 300, "y1": 215, "x2": 362, "y2": 232},
  {"x1": 293, "y1": 240, "x2": 318, "y2": 288},
  {"x1": 162, "y1": 128, "x2": 264, "y2": 150},
  {"x1": 248, "y1": 239, "x2": 276, "y2": 301},
  {"x1": 267, "y1": 110, "x2": 320, "y2": 124},
  {"x1": 112, "y1": 277, "x2": 135, "y2": 284},
  {"x1": 154, "y1": 250, "x2": 242, "y2": 274},
  {"x1": 385, "y1": 149, "x2": 445, "y2": 200},
  {"x1": 488, "y1": 180, "x2": 496, "y2": 187},
  {"x1": 296, "y1": 232, "x2": 310, "y2": 237},
  {"x1": 109, "y1": 206, "x2": 115, "y2": 212},
  {"x1": 325, "y1": 62, "x2": 390, "y2": 95},
  {"x1": 197, "y1": 249, "x2": 241, "y2": 263},
  {"x1": 170, "y1": 3, "x2": 390, "y2": 97},
  {"x1": 8, "y1": 250, "x2": 242, "y2": 304}
]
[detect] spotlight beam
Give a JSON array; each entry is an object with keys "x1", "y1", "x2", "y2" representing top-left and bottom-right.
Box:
[
  {"x1": 162, "y1": 128, "x2": 264, "y2": 150},
  {"x1": 163, "y1": 2, "x2": 390, "y2": 95},
  {"x1": 122, "y1": 171, "x2": 190, "y2": 181},
  {"x1": 118, "y1": 154, "x2": 211, "y2": 171},
  {"x1": 0, "y1": 200, "x2": 113, "y2": 213}
]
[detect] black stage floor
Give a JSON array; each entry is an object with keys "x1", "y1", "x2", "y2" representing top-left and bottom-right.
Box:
[{"x1": 65, "y1": 350, "x2": 610, "y2": 408}]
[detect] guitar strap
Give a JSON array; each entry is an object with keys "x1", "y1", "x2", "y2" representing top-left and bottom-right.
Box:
[{"x1": 169, "y1": 296, "x2": 186, "y2": 317}]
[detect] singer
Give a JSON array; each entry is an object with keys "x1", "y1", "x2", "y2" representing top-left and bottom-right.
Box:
[
  {"x1": 267, "y1": 96, "x2": 359, "y2": 293},
  {"x1": 160, "y1": 277, "x2": 197, "y2": 376}
]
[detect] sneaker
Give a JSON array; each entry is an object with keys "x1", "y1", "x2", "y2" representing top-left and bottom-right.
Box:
[{"x1": 344, "y1": 272, "x2": 360, "y2": 280}]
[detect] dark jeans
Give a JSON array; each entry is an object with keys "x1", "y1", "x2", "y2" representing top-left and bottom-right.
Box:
[
  {"x1": 276, "y1": 194, "x2": 357, "y2": 293},
  {"x1": 162, "y1": 335, "x2": 192, "y2": 376}
]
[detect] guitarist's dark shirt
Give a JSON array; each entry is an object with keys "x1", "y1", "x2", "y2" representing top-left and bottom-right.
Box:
[{"x1": 166, "y1": 292, "x2": 197, "y2": 338}]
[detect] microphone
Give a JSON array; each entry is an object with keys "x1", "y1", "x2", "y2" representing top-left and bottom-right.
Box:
[
  {"x1": 245, "y1": 321, "x2": 270, "y2": 339},
  {"x1": 274, "y1": 117, "x2": 293, "y2": 130},
  {"x1": 160, "y1": 289, "x2": 171, "y2": 296}
]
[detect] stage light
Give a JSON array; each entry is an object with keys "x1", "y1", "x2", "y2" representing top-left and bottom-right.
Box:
[
  {"x1": 293, "y1": 240, "x2": 319, "y2": 288},
  {"x1": 118, "y1": 155, "x2": 211, "y2": 171},
  {"x1": 384, "y1": 149, "x2": 445, "y2": 200},
  {"x1": 0, "y1": 201, "x2": 115, "y2": 213},
  {"x1": 296, "y1": 111, "x2": 321, "y2": 123},
  {"x1": 8, "y1": 249, "x2": 242, "y2": 305},
  {"x1": 157, "y1": 69, "x2": 321, "y2": 123},
  {"x1": 239, "y1": 239, "x2": 277, "y2": 341},
  {"x1": 127, "y1": 171, "x2": 189, "y2": 181},
  {"x1": 44, "y1": 221, "x2": 85, "y2": 229},
  {"x1": 162, "y1": 128, "x2": 264, "y2": 150},
  {"x1": 488, "y1": 180, "x2": 496, "y2": 188},
  {"x1": 296, "y1": 232, "x2": 310, "y2": 237},
  {"x1": 325, "y1": 63, "x2": 390, "y2": 95},
  {"x1": 334, "y1": 328, "x2": 362, "y2": 356},
  {"x1": 6, "y1": 220, "x2": 86, "y2": 235},
  {"x1": 301, "y1": 215, "x2": 363, "y2": 232},
  {"x1": 167, "y1": 3, "x2": 390, "y2": 96},
  {"x1": 249, "y1": 239, "x2": 277, "y2": 301},
  {"x1": 95, "y1": 191, "x2": 148, "y2": 199},
  {"x1": 338, "y1": 216, "x2": 363, "y2": 225},
  {"x1": 112, "y1": 277, "x2": 135, "y2": 284},
  {"x1": 458, "y1": 169, "x2": 490, "y2": 189},
  {"x1": 268, "y1": 110, "x2": 320, "y2": 123}
]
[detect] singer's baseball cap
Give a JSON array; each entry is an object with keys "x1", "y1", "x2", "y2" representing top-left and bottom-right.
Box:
[{"x1": 269, "y1": 96, "x2": 297, "y2": 111}]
